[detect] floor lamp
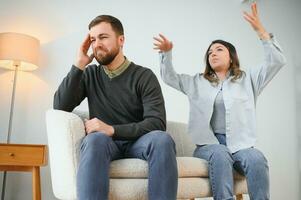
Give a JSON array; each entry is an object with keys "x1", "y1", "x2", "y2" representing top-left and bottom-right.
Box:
[{"x1": 0, "y1": 32, "x2": 40, "y2": 200}]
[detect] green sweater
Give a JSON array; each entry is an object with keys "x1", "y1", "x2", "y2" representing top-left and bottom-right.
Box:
[{"x1": 53, "y1": 63, "x2": 166, "y2": 140}]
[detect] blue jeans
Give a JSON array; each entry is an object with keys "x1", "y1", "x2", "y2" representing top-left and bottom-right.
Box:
[
  {"x1": 77, "y1": 130, "x2": 178, "y2": 200},
  {"x1": 193, "y1": 134, "x2": 269, "y2": 200}
]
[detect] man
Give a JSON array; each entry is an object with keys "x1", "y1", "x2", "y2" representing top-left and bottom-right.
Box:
[{"x1": 53, "y1": 15, "x2": 178, "y2": 200}]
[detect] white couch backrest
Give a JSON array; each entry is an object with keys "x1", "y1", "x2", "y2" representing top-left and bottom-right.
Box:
[
  {"x1": 166, "y1": 121, "x2": 195, "y2": 157},
  {"x1": 73, "y1": 110, "x2": 195, "y2": 157}
]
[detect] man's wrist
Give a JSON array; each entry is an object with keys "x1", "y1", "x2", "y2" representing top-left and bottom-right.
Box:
[
  {"x1": 74, "y1": 61, "x2": 86, "y2": 70},
  {"x1": 109, "y1": 126, "x2": 115, "y2": 136}
]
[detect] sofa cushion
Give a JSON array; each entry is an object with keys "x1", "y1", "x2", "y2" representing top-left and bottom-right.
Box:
[
  {"x1": 109, "y1": 157, "x2": 245, "y2": 179},
  {"x1": 108, "y1": 177, "x2": 247, "y2": 200}
]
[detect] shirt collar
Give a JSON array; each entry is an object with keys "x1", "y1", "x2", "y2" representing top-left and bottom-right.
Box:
[{"x1": 103, "y1": 57, "x2": 131, "y2": 78}]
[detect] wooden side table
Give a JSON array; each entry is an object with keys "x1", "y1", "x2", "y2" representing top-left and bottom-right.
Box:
[{"x1": 0, "y1": 144, "x2": 47, "y2": 200}]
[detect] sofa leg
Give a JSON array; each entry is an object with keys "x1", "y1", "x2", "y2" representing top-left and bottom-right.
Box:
[{"x1": 236, "y1": 194, "x2": 243, "y2": 200}]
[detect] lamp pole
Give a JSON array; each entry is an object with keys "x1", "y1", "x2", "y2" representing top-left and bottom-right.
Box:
[{"x1": 1, "y1": 63, "x2": 19, "y2": 200}]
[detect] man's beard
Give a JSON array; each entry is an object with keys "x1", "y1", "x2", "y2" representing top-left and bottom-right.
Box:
[{"x1": 94, "y1": 46, "x2": 120, "y2": 66}]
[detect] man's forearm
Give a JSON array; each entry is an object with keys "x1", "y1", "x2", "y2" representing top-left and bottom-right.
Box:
[{"x1": 112, "y1": 117, "x2": 166, "y2": 140}]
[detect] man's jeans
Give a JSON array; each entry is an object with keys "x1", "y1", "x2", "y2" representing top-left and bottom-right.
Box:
[
  {"x1": 193, "y1": 134, "x2": 269, "y2": 200},
  {"x1": 77, "y1": 130, "x2": 178, "y2": 200}
]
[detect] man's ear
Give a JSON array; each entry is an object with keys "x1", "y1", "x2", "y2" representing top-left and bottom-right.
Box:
[{"x1": 118, "y1": 35, "x2": 125, "y2": 47}]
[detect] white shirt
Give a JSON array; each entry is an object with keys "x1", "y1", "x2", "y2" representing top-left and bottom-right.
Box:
[{"x1": 159, "y1": 38, "x2": 286, "y2": 153}]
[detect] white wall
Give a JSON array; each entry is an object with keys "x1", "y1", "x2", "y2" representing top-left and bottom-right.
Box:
[{"x1": 0, "y1": 0, "x2": 300, "y2": 199}]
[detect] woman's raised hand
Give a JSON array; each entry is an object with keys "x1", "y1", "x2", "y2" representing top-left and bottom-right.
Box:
[
  {"x1": 153, "y1": 34, "x2": 173, "y2": 52},
  {"x1": 243, "y1": 2, "x2": 270, "y2": 40}
]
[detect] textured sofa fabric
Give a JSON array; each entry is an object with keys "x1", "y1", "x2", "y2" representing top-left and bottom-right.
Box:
[{"x1": 46, "y1": 109, "x2": 247, "y2": 200}]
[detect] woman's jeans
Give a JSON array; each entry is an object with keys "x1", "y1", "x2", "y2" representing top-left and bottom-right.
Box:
[
  {"x1": 77, "y1": 130, "x2": 178, "y2": 200},
  {"x1": 193, "y1": 133, "x2": 269, "y2": 200}
]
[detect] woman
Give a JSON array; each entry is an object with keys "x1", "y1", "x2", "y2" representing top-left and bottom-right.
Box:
[{"x1": 153, "y1": 3, "x2": 286, "y2": 200}]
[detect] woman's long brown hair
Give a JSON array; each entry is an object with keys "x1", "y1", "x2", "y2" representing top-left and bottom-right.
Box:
[{"x1": 203, "y1": 40, "x2": 244, "y2": 85}]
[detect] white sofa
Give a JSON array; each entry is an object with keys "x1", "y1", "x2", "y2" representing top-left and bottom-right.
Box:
[{"x1": 46, "y1": 109, "x2": 248, "y2": 200}]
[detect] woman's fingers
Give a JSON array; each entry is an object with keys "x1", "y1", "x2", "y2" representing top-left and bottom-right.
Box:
[
  {"x1": 153, "y1": 37, "x2": 166, "y2": 49},
  {"x1": 243, "y1": 12, "x2": 255, "y2": 24},
  {"x1": 153, "y1": 33, "x2": 173, "y2": 51},
  {"x1": 252, "y1": 2, "x2": 258, "y2": 16},
  {"x1": 159, "y1": 33, "x2": 168, "y2": 42},
  {"x1": 251, "y1": 3, "x2": 256, "y2": 16},
  {"x1": 153, "y1": 42, "x2": 160, "y2": 47},
  {"x1": 153, "y1": 36, "x2": 164, "y2": 43},
  {"x1": 153, "y1": 43, "x2": 161, "y2": 50}
]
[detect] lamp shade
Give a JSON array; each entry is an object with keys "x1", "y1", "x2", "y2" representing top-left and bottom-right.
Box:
[{"x1": 0, "y1": 32, "x2": 40, "y2": 71}]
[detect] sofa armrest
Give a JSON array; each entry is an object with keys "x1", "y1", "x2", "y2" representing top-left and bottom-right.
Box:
[{"x1": 46, "y1": 109, "x2": 85, "y2": 199}]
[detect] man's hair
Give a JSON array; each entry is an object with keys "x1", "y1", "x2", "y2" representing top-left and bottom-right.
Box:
[{"x1": 88, "y1": 15, "x2": 124, "y2": 36}]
